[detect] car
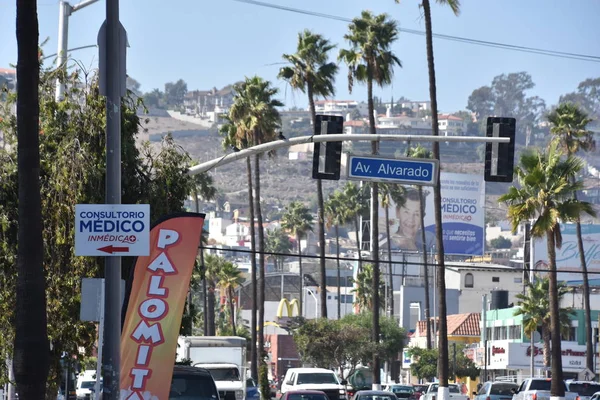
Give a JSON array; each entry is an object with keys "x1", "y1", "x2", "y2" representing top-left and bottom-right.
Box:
[
  {"x1": 566, "y1": 381, "x2": 600, "y2": 400},
  {"x1": 384, "y1": 385, "x2": 416, "y2": 400},
  {"x1": 281, "y1": 390, "x2": 331, "y2": 400},
  {"x1": 280, "y1": 368, "x2": 348, "y2": 400},
  {"x1": 412, "y1": 385, "x2": 428, "y2": 400},
  {"x1": 96, "y1": 365, "x2": 220, "y2": 400},
  {"x1": 473, "y1": 381, "x2": 518, "y2": 400},
  {"x1": 350, "y1": 390, "x2": 399, "y2": 400},
  {"x1": 247, "y1": 378, "x2": 261, "y2": 400}
]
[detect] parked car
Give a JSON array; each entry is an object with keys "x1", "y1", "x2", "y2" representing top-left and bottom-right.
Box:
[
  {"x1": 281, "y1": 390, "x2": 330, "y2": 400},
  {"x1": 566, "y1": 381, "x2": 600, "y2": 400},
  {"x1": 350, "y1": 390, "x2": 398, "y2": 400},
  {"x1": 473, "y1": 381, "x2": 518, "y2": 400}
]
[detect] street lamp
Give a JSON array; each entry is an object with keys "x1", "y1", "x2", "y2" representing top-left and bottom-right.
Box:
[
  {"x1": 55, "y1": 0, "x2": 100, "y2": 101},
  {"x1": 303, "y1": 288, "x2": 319, "y2": 318}
]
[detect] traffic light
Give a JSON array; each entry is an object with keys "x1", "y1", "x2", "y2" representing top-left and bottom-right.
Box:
[
  {"x1": 312, "y1": 115, "x2": 343, "y2": 180},
  {"x1": 484, "y1": 117, "x2": 516, "y2": 183}
]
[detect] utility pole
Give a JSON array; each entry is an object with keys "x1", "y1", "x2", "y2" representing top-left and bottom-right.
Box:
[
  {"x1": 55, "y1": 0, "x2": 99, "y2": 101},
  {"x1": 98, "y1": 0, "x2": 126, "y2": 398}
]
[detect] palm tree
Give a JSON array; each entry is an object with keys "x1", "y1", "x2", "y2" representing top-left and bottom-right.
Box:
[
  {"x1": 220, "y1": 118, "x2": 259, "y2": 379},
  {"x1": 393, "y1": 0, "x2": 460, "y2": 389},
  {"x1": 514, "y1": 277, "x2": 574, "y2": 373},
  {"x1": 217, "y1": 261, "x2": 244, "y2": 336},
  {"x1": 204, "y1": 254, "x2": 224, "y2": 336},
  {"x1": 281, "y1": 201, "x2": 314, "y2": 314},
  {"x1": 339, "y1": 11, "x2": 402, "y2": 386},
  {"x1": 500, "y1": 141, "x2": 595, "y2": 396},
  {"x1": 378, "y1": 183, "x2": 406, "y2": 319},
  {"x1": 279, "y1": 30, "x2": 338, "y2": 319},
  {"x1": 351, "y1": 263, "x2": 385, "y2": 311},
  {"x1": 14, "y1": 1, "x2": 49, "y2": 398},
  {"x1": 407, "y1": 144, "x2": 434, "y2": 349},
  {"x1": 325, "y1": 191, "x2": 351, "y2": 319},
  {"x1": 265, "y1": 227, "x2": 292, "y2": 271},
  {"x1": 229, "y1": 75, "x2": 283, "y2": 373},
  {"x1": 190, "y1": 170, "x2": 216, "y2": 336},
  {"x1": 340, "y1": 182, "x2": 370, "y2": 271},
  {"x1": 548, "y1": 102, "x2": 595, "y2": 371}
]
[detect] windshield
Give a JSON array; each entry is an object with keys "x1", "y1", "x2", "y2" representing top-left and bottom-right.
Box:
[
  {"x1": 296, "y1": 373, "x2": 339, "y2": 385},
  {"x1": 201, "y1": 367, "x2": 240, "y2": 381},
  {"x1": 569, "y1": 383, "x2": 600, "y2": 396},
  {"x1": 287, "y1": 394, "x2": 329, "y2": 400},
  {"x1": 414, "y1": 386, "x2": 427, "y2": 393},
  {"x1": 80, "y1": 381, "x2": 97, "y2": 389},
  {"x1": 170, "y1": 374, "x2": 219, "y2": 400},
  {"x1": 391, "y1": 386, "x2": 414, "y2": 394},
  {"x1": 429, "y1": 385, "x2": 460, "y2": 394},
  {"x1": 490, "y1": 384, "x2": 518, "y2": 395},
  {"x1": 529, "y1": 380, "x2": 552, "y2": 391},
  {"x1": 357, "y1": 395, "x2": 397, "y2": 400}
]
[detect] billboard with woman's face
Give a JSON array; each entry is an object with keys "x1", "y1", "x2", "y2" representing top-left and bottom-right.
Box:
[{"x1": 379, "y1": 172, "x2": 485, "y2": 256}]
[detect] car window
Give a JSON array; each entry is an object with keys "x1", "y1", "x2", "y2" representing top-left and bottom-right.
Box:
[
  {"x1": 287, "y1": 394, "x2": 329, "y2": 400},
  {"x1": 202, "y1": 367, "x2": 240, "y2": 381},
  {"x1": 448, "y1": 385, "x2": 460, "y2": 394},
  {"x1": 529, "y1": 380, "x2": 552, "y2": 391},
  {"x1": 357, "y1": 395, "x2": 397, "y2": 400},
  {"x1": 568, "y1": 383, "x2": 600, "y2": 396},
  {"x1": 247, "y1": 378, "x2": 256, "y2": 388},
  {"x1": 296, "y1": 373, "x2": 339, "y2": 385},
  {"x1": 391, "y1": 386, "x2": 414, "y2": 394},
  {"x1": 170, "y1": 374, "x2": 219, "y2": 400},
  {"x1": 80, "y1": 381, "x2": 96, "y2": 389},
  {"x1": 478, "y1": 383, "x2": 489, "y2": 396},
  {"x1": 490, "y1": 384, "x2": 518, "y2": 395}
]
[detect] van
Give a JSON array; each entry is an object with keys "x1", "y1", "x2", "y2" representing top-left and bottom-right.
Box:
[{"x1": 76, "y1": 370, "x2": 101, "y2": 400}]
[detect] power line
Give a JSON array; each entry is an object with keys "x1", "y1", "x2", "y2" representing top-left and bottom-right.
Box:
[
  {"x1": 201, "y1": 245, "x2": 600, "y2": 276},
  {"x1": 230, "y1": 0, "x2": 600, "y2": 63}
]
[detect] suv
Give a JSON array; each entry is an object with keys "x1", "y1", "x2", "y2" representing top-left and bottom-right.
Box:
[
  {"x1": 566, "y1": 381, "x2": 600, "y2": 400},
  {"x1": 281, "y1": 368, "x2": 347, "y2": 400}
]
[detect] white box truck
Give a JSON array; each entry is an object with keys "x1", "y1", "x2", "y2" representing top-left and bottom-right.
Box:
[{"x1": 177, "y1": 336, "x2": 247, "y2": 400}]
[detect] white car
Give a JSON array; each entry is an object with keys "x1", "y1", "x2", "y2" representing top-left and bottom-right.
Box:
[{"x1": 281, "y1": 368, "x2": 347, "y2": 400}]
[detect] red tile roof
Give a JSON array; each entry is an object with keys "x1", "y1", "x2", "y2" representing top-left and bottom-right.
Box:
[
  {"x1": 415, "y1": 313, "x2": 480, "y2": 337},
  {"x1": 343, "y1": 120, "x2": 368, "y2": 127},
  {"x1": 438, "y1": 114, "x2": 464, "y2": 121}
]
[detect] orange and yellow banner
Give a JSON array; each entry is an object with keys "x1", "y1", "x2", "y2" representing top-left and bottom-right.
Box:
[{"x1": 120, "y1": 212, "x2": 205, "y2": 400}]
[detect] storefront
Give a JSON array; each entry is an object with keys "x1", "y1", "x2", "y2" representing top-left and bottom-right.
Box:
[{"x1": 484, "y1": 340, "x2": 594, "y2": 380}]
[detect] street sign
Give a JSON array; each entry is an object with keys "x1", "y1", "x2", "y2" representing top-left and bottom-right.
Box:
[
  {"x1": 578, "y1": 367, "x2": 595, "y2": 381},
  {"x1": 75, "y1": 204, "x2": 150, "y2": 256},
  {"x1": 346, "y1": 155, "x2": 439, "y2": 185}
]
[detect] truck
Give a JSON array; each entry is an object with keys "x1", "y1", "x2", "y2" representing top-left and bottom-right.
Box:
[
  {"x1": 512, "y1": 378, "x2": 579, "y2": 400},
  {"x1": 420, "y1": 383, "x2": 469, "y2": 400},
  {"x1": 177, "y1": 336, "x2": 247, "y2": 400}
]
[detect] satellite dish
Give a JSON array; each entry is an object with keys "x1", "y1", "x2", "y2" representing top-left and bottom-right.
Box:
[{"x1": 532, "y1": 331, "x2": 541, "y2": 343}]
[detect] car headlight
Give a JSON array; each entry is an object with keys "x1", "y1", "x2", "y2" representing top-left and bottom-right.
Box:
[{"x1": 236, "y1": 390, "x2": 244, "y2": 400}]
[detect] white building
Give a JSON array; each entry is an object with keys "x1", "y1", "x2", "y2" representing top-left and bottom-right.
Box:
[
  {"x1": 438, "y1": 114, "x2": 468, "y2": 136},
  {"x1": 444, "y1": 262, "x2": 523, "y2": 313},
  {"x1": 208, "y1": 217, "x2": 233, "y2": 243},
  {"x1": 314, "y1": 100, "x2": 368, "y2": 117}
]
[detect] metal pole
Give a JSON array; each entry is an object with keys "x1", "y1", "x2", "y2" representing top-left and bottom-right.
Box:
[
  {"x1": 103, "y1": 0, "x2": 122, "y2": 398},
  {"x1": 55, "y1": 0, "x2": 70, "y2": 101},
  {"x1": 95, "y1": 281, "x2": 105, "y2": 400}
]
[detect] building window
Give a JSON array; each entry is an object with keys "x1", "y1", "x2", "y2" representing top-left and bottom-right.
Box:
[
  {"x1": 465, "y1": 273, "x2": 474, "y2": 288},
  {"x1": 492, "y1": 277, "x2": 500, "y2": 283},
  {"x1": 562, "y1": 326, "x2": 577, "y2": 342},
  {"x1": 494, "y1": 326, "x2": 508, "y2": 340},
  {"x1": 509, "y1": 325, "x2": 522, "y2": 340}
]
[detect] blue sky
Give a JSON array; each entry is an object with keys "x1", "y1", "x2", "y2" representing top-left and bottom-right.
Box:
[{"x1": 1, "y1": 0, "x2": 599, "y2": 112}]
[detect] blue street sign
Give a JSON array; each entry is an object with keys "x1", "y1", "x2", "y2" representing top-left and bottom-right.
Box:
[{"x1": 346, "y1": 155, "x2": 439, "y2": 185}]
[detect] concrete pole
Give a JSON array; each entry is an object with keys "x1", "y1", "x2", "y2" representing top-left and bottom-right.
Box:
[
  {"x1": 55, "y1": 0, "x2": 71, "y2": 101},
  {"x1": 102, "y1": 0, "x2": 122, "y2": 399}
]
